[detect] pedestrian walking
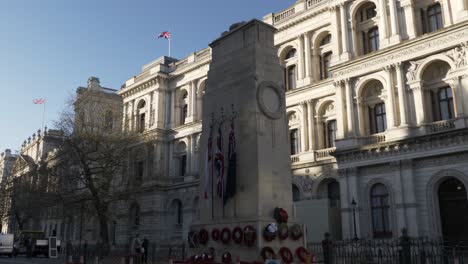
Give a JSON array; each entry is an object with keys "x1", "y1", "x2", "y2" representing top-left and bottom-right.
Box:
[
  {"x1": 131, "y1": 234, "x2": 142, "y2": 264},
  {"x1": 142, "y1": 236, "x2": 149, "y2": 264}
]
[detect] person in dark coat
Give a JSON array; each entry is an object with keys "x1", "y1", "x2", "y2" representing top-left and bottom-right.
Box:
[{"x1": 142, "y1": 236, "x2": 149, "y2": 264}]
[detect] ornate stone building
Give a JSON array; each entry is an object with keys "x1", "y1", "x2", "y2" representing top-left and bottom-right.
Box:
[
  {"x1": 5, "y1": 0, "x2": 467, "y2": 245},
  {"x1": 110, "y1": 0, "x2": 468, "y2": 244}
]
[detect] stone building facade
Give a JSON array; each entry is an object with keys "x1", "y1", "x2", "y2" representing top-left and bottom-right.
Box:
[
  {"x1": 109, "y1": 0, "x2": 468, "y2": 244},
  {"x1": 5, "y1": 0, "x2": 468, "y2": 245}
]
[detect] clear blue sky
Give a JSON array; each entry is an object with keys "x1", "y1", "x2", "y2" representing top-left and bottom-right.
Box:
[{"x1": 0, "y1": 0, "x2": 293, "y2": 152}]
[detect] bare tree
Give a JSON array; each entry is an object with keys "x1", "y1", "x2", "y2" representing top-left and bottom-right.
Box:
[{"x1": 49, "y1": 87, "x2": 127, "y2": 251}]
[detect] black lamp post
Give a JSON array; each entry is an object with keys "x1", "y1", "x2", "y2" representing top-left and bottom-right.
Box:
[{"x1": 351, "y1": 198, "x2": 358, "y2": 240}]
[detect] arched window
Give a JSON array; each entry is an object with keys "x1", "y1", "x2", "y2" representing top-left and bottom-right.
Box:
[
  {"x1": 319, "y1": 52, "x2": 332, "y2": 80},
  {"x1": 180, "y1": 91, "x2": 189, "y2": 125},
  {"x1": 438, "y1": 178, "x2": 468, "y2": 242},
  {"x1": 370, "y1": 183, "x2": 392, "y2": 238},
  {"x1": 180, "y1": 154, "x2": 187, "y2": 176},
  {"x1": 320, "y1": 35, "x2": 332, "y2": 46},
  {"x1": 135, "y1": 160, "x2": 144, "y2": 183},
  {"x1": 326, "y1": 120, "x2": 337, "y2": 148},
  {"x1": 286, "y1": 65, "x2": 296, "y2": 90},
  {"x1": 371, "y1": 103, "x2": 387, "y2": 134},
  {"x1": 327, "y1": 181, "x2": 340, "y2": 207},
  {"x1": 421, "y1": 60, "x2": 453, "y2": 123},
  {"x1": 359, "y1": 2, "x2": 377, "y2": 22},
  {"x1": 289, "y1": 129, "x2": 299, "y2": 155},
  {"x1": 292, "y1": 184, "x2": 300, "y2": 202},
  {"x1": 175, "y1": 141, "x2": 188, "y2": 176},
  {"x1": 285, "y1": 49, "x2": 297, "y2": 60},
  {"x1": 354, "y1": 2, "x2": 379, "y2": 55},
  {"x1": 137, "y1": 100, "x2": 146, "y2": 133},
  {"x1": 423, "y1": 3, "x2": 443, "y2": 33}
]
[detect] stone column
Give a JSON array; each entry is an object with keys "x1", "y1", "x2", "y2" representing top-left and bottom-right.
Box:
[
  {"x1": 303, "y1": 33, "x2": 312, "y2": 83},
  {"x1": 395, "y1": 63, "x2": 409, "y2": 126},
  {"x1": 378, "y1": 0, "x2": 389, "y2": 45},
  {"x1": 408, "y1": 82, "x2": 427, "y2": 125},
  {"x1": 334, "y1": 81, "x2": 346, "y2": 139},
  {"x1": 391, "y1": 161, "x2": 407, "y2": 236},
  {"x1": 191, "y1": 134, "x2": 199, "y2": 176},
  {"x1": 388, "y1": 0, "x2": 401, "y2": 43},
  {"x1": 401, "y1": 160, "x2": 419, "y2": 237},
  {"x1": 330, "y1": 6, "x2": 341, "y2": 63},
  {"x1": 129, "y1": 100, "x2": 135, "y2": 131},
  {"x1": 191, "y1": 80, "x2": 199, "y2": 122},
  {"x1": 340, "y1": 3, "x2": 351, "y2": 60},
  {"x1": 441, "y1": 0, "x2": 453, "y2": 26},
  {"x1": 346, "y1": 168, "x2": 362, "y2": 238},
  {"x1": 402, "y1": 2, "x2": 417, "y2": 39},
  {"x1": 448, "y1": 76, "x2": 465, "y2": 118},
  {"x1": 344, "y1": 79, "x2": 356, "y2": 136},
  {"x1": 317, "y1": 116, "x2": 324, "y2": 149},
  {"x1": 384, "y1": 66, "x2": 396, "y2": 129},
  {"x1": 301, "y1": 102, "x2": 308, "y2": 152},
  {"x1": 307, "y1": 100, "x2": 316, "y2": 151},
  {"x1": 357, "y1": 99, "x2": 366, "y2": 136},
  {"x1": 186, "y1": 137, "x2": 192, "y2": 175},
  {"x1": 122, "y1": 103, "x2": 128, "y2": 131},
  {"x1": 298, "y1": 35, "x2": 305, "y2": 81},
  {"x1": 168, "y1": 141, "x2": 174, "y2": 177},
  {"x1": 170, "y1": 90, "x2": 176, "y2": 127}
]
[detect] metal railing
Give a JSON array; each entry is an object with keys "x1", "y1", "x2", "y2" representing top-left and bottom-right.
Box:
[{"x1": 307, "y1": 237, "x2": 468, "y2": 264}]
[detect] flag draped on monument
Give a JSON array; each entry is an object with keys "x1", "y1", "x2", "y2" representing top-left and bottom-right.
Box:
[
  {"x1": 204, "y1": 126, "x2": 213, "y2": 199},
  {"x1": 224, "y1": 119, "x2": 237, "y2": 205},
  {"x1": 214, "y1": 125, "x2": 225, "y2": 199}
]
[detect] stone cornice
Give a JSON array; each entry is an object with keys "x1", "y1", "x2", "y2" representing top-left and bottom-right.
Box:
[
  {"x1": 331, "y1": 22, "x2": 468, "y2": 80},
  {"x1": 169, "y1": 55, "x2": 211, "y2": 76},
  {"x1": 118, "y1": 75, "x2": 166, "y2": 98},
  {"x1": 334, "y1": 128, "x2": 468, "y2": 168}
]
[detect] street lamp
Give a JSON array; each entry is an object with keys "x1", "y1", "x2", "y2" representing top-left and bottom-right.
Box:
[{"x1": 351, "y1": 198, "x2": 358, "y2": 240}]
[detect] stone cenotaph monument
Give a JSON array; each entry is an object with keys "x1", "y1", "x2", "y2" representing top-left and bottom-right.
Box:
[{"x1": 191, "y1": 19, "x2": 304, "y2": 262}]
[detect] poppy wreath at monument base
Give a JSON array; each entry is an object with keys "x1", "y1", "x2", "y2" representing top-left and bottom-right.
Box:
[
  {"x1": 261, "y1": 246, "x2": 277, "y2": 260},
  {"x1": 243, "y1": 225, "x2": 257, "y2": 247},
  {"x1": 263, "y1": 223, "x2": 278, "y2": 242},
  {"x1": 198, "y1": 229, "x2": 209, "y2": 245},
  {"x1": 295, "y1": 246, "x2": 312, "y2": 263},
  {"x1": 220, "y1": 227, "x2": 232, "y2": 244},
  {"x1": 278, "y1": 223, "x2": 289, "y2": 240},
  {"x1": 211, "y1": 228, "x2": 220, "y2": 242},
  {"x1": 279, "y1": 247, "x2": 294, "y2": 263},
  {"x1": 232, "y1": 226, "x2": 243, "y2": 244},
  {"x1": 221, "y1": 252, "x2": 232, "y2": 264},
  {"x1": 290, "y1": 224, "x2": 303, "y2": 240},
  {"x1": 274, "y1": 207, "x2": 289, "y2": 223}
]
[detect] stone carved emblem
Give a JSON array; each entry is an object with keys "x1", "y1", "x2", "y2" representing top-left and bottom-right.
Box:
[{"x1": 257, "y1": 81, "x2": 285, "y2": 120}]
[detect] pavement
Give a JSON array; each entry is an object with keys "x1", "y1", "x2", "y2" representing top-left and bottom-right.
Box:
[{"x1": 0, "y1": 256, "x2": 65, "y2": 264}]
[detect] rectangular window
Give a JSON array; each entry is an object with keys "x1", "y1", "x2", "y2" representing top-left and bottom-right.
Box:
[
  {"x1": 326, "y1": 120, "x2": 337, "y2": 148},
  {"x1": 438, "y1": 87, "x2": 454, "y2": 120},
  {"x1": 320, "y1": 52, "x2": 332, "y2": 80},
  {"x1": 139, "y1": 113, "x2": 145, "y2": 133},
  {"x1": 374, "y1": 103, "x2": 387, "y2": 133},
  {"x1": 290, "y1": 129, "x2": 299, "y2": 155},
  {"x1": 180, "y1": 155, "x2": 187, "y2": 176},
  {"x1": 287, "y1": 65, "x2": 296, "y2": 90},
  {"x1": 136, "y1": 161, "x2": 144, "y2": 182},
  {"x1": 427, "y1": 4, "x2": 443, "y2": 32}
]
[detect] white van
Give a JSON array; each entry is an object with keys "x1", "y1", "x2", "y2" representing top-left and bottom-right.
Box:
[{"x1": 0, "y1": 234, "x2": 14, "y2": 257}]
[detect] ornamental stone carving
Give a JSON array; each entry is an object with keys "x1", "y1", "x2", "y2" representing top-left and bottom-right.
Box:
[{"x1": 292, "y1": 175, "x2": 314, "y2": 194}]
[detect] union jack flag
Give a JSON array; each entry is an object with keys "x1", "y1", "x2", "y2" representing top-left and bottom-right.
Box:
[
  {"x1": 214, "y1": 124, "x2": 225, "y2": 199},
  {"x1": 157, "y1": 31, "x2": 171, "y2": 39},
  {"x1": 33, "y1": 98, "x2": 45, "y2": 104}
]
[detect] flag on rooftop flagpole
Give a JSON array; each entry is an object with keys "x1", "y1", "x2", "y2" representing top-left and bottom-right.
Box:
[
  {"x1": 157, "y1": 31, "x2": 171, "y2": 39},
  {"x1": 33, "y1": 98, "x2": 45, "y2": 104}
]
